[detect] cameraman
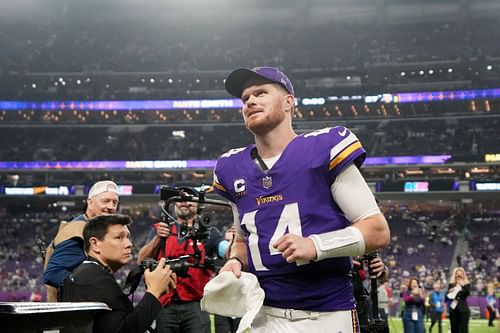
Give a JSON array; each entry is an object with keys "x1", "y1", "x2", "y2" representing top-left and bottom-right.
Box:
[
  {"x1": 352, "y1": 254, "x2": 389, "y2": 333},
  {"x1": 59, "y1": 214, "x2": 176, "y2": 333},
  {"x1": 138, "y1": 197, "x2": 228, "y2": 333}
]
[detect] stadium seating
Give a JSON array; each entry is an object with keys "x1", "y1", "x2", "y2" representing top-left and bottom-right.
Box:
[{"x1": 0, "y1": 115, "x2": 498, "y2": 162}]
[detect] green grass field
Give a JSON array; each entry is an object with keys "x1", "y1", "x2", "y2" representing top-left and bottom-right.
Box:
[{"x1": 386, "y1": 317, "x2": 498, "y2": 333}]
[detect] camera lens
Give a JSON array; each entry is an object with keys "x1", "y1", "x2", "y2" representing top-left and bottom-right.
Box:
[{"x1": 199, "y1": 212, "x2": 215, "y2": 228}]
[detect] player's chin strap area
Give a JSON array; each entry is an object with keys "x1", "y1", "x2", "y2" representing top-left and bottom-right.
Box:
[{"x1": 309, "y1": 226, "x2": 365, "y2": 261}]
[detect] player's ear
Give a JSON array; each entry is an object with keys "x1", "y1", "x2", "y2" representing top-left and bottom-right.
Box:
[{"x1": 283, "y1": 94, "x2": 295, "y2": 113}]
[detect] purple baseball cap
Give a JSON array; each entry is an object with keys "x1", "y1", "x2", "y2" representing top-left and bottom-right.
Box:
[{"x1": 224, "y1": 66, "x2": 295, "y2": 98}]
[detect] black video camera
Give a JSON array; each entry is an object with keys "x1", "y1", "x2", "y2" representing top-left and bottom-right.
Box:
[
  {"x1": 141, "y1": 256, "x2": 192, "y2": 278},
  {"x1": 159, "y1": 186, "x2": 222, "y2": 243},
  {"x1": 153, "y1": 185, "x2": 231, "y2": 271},
  {"x1": 141, "y1": 255, "x2": 217, "y2": 278},
  {"x1": 352, "y1": 252, "x2": 388, "y2": 333}
]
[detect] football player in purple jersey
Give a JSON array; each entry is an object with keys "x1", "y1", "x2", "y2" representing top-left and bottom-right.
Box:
[{"x1": 212, "y1": 66, "x2": 390, "y2": 332}]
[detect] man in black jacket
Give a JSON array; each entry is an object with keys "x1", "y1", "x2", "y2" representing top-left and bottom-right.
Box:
[{"x1": 59, "y1": 214, "x2": 176, "y2": 333}]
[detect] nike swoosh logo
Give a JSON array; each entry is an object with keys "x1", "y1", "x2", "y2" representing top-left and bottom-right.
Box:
[{"x1": 338, "y1": 128, "x2": 347, "y2": 136}]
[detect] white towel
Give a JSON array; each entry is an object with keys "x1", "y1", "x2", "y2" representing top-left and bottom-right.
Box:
[
  {"x1": 201, "y1": 271, "x2": 265, "y2": 333},
  {"x1": 447, "y1": 284, "x2": 461, "y2": 300}
]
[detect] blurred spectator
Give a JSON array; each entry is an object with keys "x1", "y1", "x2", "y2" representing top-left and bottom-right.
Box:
[
  {"x1": 402, "y1": 277, "x2": 426, "y2": 333},
  {"x1": 446, "y1": 267, "x2": 471, "y2": 333},
  {"x1": 486, "y1": 287, "x2": 498, "y2": 327}
]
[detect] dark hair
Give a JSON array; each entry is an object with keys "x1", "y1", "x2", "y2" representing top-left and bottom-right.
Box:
[
  {"x1": 406, "y1": 277, "x2": 420, "y2": 290},
  {"x1": 83, "y1": 214, "x2": 131, "y2": 252}
]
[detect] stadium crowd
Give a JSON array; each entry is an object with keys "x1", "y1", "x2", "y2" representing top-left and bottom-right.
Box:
[
  {"x1": 0, "y1": 15, "x2": 499, "y2": 102},
  {"x1": 1, "y1": 18, "x2": 499, "y2": 74},
  {"x1": 0, "y1": 115, "x2": 498, "y2": 162}
]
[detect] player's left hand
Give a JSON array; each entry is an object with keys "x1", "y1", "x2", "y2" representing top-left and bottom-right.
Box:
[{"x1": 273, "y1": 234, "x2": 317, "y2": 263}]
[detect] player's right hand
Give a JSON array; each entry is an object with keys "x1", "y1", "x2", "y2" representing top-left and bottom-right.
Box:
[{"x1": 220, "y1": 258, "x2": 243, "y2": 278}]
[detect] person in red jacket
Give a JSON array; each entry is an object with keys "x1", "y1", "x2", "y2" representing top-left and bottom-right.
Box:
[{"x1": 138, "y1": 194, "x2": 228, "y2": 333}]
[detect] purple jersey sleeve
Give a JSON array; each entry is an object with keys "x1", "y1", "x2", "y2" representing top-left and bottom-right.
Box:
[
  {"x1": 212, "y1": 147, "x2": 248, "y2": 202},
  {"x1": 320, "y1": 126, "x2": 366, "y2": 184},
  {"x1": 212, "y1": 127, "x2": 366, "y2": 312}
]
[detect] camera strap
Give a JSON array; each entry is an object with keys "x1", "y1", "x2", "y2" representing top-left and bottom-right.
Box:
[{"x1": 122, "y1": 265, "x2": 145, "y2": 296}]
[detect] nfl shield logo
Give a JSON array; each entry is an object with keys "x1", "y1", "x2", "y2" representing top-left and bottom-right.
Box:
[{"x1": 262, "y1": 176, "x2": 272, "y2": 189}]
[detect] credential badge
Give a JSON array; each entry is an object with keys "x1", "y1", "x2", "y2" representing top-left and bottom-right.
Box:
[{"x1": 262, "y1": 176, "x2": 272, "y2": 189}]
